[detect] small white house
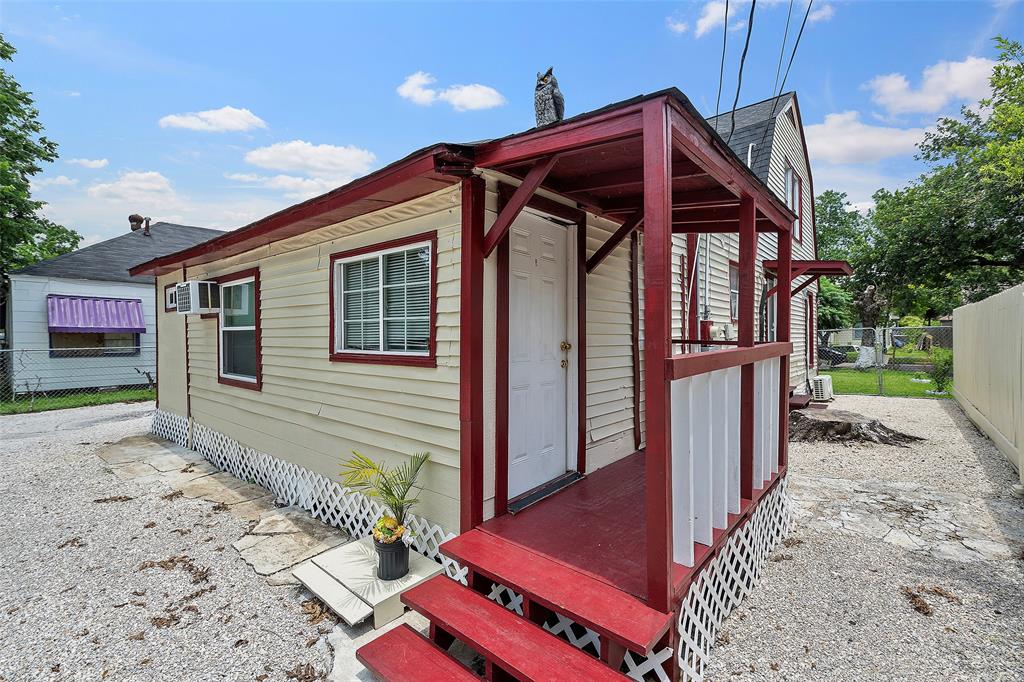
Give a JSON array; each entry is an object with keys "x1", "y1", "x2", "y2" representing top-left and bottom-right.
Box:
[{"x1": 3, "y1": 221, "x2": 221, "y2": 396}]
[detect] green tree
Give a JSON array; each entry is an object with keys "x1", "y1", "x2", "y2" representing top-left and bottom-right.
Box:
[
  {"x1": 0, "y1": 34, "x2": 79, "y2": 276},
  {"x1": 870, "y1": 36, "x2": 1024, "y2": 305},
  {"x1": 814, "y1": 189, "x2": 869, "y2": 262},
  {"x1": 10, "y1": 217, "x2": 81, "y2": 269},
  {"x1": 816, "y1": 276, "x2": 854, "y2": 329}
]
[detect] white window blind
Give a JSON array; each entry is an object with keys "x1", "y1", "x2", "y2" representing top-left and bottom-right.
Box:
[{"x1": 337, "y1": 242, "x2": 430, "y2": 355}]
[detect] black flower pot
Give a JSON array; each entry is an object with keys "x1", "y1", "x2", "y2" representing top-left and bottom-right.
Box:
[{"x1": 375, "y1": 538, "x2": 409, "y2": 580}]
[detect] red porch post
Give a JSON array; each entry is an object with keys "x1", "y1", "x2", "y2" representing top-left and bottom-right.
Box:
[
  {"x1": 460, "y1": 176, "x2": 485, "y2": 532},
  {"x1": 641, "y1": 99, "x2": 673, "y2": 613},
  {"x1": 738, "y1": 196, "x2": 756, "y2": 499},
  {"x1": 776, "y1": 228, "x2": 793, "y2": 468}
]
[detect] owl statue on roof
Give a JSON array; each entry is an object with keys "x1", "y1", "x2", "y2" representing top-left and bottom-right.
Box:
[{"x1": 534, "y1": 67, "x2": 565, "y2": 128}]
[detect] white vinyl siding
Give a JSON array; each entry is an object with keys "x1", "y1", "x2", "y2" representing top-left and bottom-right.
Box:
[{"x1": 181, "y1": 187, "x2": 463, "y2": 531}]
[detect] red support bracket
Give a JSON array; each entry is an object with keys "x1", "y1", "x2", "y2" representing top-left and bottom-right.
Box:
[
  {"x1": 791, "y1": 273, "x2": 822, "y2": 297},
  {"x1": 482, "y1": 155, "x2": 559, "y2": 258},
  {"x1": 765, "y1": 262, "x2": 812, "y2": 298},
  {"x1": 586, "y1": 209, "x2": 644, "y2": 273}
]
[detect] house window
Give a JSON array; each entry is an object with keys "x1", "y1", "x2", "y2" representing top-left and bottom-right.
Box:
[
  {"x1": 331, "y1": 234, "x2": 435, "y2": 365},
  {"x1": 164, "y1": 284, "x2": 177, "y2": 312},
  {"x1": 785, "y1": 165, "x2": 802, "y2": 243},
  {"x1": 49, "y1": 332, "x2": 139, "y2": 357},
  {"x1": 728, "y1": 261, "x2": 740, "y2": 322},
  {"x1": 219, "y1": 275, "x2": 259, "y2": 385}
]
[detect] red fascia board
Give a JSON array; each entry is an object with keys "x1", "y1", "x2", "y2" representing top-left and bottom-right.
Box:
[
  {"x1": 130, "y1": 147, "x2": 457, "y2": 277},
  {"x1": 666, "y1": 101, "x2": 796, "y2": 229},
  {"x1": 474, "y1": 106, "x2": 644, "y2": 167},
  {"x1": 762, "y1": 259, "x2": 852, "y2": 276}
]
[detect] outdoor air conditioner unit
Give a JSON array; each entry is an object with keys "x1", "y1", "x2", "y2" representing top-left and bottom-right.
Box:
[
  {"x1": 812, "y1": 375, "x2": 834, "y2": 401},
  {"x1": 175, "y1": 280, "x2": 220, "y2": 315}
]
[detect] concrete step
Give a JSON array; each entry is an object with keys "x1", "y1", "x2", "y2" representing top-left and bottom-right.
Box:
[{"x1": 292, "y1": 560, "x2": 372, "y2": 626}]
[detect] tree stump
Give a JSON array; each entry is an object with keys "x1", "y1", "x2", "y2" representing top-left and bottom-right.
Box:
[{"x1": 789, "y1": 409, "x2": 924, "y2": 446}]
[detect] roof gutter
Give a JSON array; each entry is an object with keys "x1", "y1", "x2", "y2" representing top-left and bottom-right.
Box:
[{"x1": 130, "y1": 144, "x2": 471, "y2": 277}]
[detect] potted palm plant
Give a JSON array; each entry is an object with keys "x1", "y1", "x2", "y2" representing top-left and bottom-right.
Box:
[{"x1": 341, "y1": 451, "x2": 430, "y2": 580}]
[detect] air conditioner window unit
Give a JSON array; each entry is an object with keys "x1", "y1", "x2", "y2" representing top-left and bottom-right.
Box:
[
  {"x1": 812, "y1": 375, "x2": 834, "y2": 401},
  {"x1": 175, "y1": 281, "x2": 220, "y2": 315}
]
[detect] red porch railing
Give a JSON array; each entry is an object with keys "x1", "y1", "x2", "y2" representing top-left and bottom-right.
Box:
[{"x1": 665, "y1": 342, "x2": 791, "y2": 566}]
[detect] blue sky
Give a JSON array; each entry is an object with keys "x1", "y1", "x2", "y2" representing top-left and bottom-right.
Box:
[{"x1": 6, "y1": 0, "x2": 1020, "y2": 246}]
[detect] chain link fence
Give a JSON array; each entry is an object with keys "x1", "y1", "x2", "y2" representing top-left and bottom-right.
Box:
[
  {"x1": 816, "y1": 326, "x2": 953, "y2": 398},
  {"x1": 0, "y1": 345, "x2": 157, "y2": 414}
]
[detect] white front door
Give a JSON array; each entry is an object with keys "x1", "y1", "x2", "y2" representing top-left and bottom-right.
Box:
[{"x1": 508, "y1": 212, "x2": 570, "y2": 498}]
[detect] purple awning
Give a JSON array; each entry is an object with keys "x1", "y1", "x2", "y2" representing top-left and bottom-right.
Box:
[{"x1": 46, "y1": 295, "x2": 146, "y2": 333}]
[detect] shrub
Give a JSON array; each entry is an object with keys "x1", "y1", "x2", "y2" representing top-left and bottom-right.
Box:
[{"x1": 929, "y1": 347, "x2": 953, "y2": 393}]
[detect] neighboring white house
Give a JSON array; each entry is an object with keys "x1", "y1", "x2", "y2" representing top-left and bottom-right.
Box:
[{"x1": 2, "y1": 221, "x2": 221, "y2": 396}]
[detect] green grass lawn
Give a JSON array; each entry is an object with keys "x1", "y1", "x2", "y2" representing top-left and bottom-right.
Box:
[
  {"x1": 887, "y1": 348, "x2": 937, "y2": 364},
  {"x1": 820, "y1": 368, "x2": 949, "y2": 399},
  {"x1": 0, "y1": 387, "x2": 155, "y2": 415}
]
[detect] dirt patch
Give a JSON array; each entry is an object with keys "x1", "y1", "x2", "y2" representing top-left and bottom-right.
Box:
[
  {"x1": 138, "y1": 555, "x2": 211, "y2": 584},
  {"x1": 94, "y1": 495, "x2": 134, "y2": 503}
]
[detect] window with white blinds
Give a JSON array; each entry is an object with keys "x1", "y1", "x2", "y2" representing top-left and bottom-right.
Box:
[{"x1": 335, "y1": 241, "x2": 431, "y2": 355}]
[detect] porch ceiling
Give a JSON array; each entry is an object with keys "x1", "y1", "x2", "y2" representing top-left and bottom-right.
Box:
[{"x1": 491, "y1": 128, "x2": 783, "y2": 232}]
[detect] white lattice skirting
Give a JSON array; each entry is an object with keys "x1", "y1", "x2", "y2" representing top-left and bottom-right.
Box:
[
  {"x1": 151, "y1": 409, "x2": 785, "y2": 682},
  {"x1": 677, "y1": 476, "x2": 793, "y2": 682},
  {"x1": 151, "y1": 410, "x2": 466, "y2": 581}
]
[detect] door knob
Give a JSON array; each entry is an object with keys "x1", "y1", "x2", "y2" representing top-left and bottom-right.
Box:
[{"x1": 560, "y1": 341, "x2": 572, "y2": 351}]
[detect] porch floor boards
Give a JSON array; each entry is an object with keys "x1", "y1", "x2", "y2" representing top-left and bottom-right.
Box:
[{"x1": 477, "y1": 450, "x2": 687, "y2": 603}]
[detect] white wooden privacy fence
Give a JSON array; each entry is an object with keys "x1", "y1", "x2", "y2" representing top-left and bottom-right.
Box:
[{"x1": 668, "y1": 343, "x2": 790, "y2": 567}]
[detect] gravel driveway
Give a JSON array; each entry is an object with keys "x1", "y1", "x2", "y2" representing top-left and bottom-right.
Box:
[
  {"x1": 709, "y1": 396, "x2": 1024, "y2": 681},
  {"x1": 0, "y1": 403, "x2": 335, "y2": 681}
]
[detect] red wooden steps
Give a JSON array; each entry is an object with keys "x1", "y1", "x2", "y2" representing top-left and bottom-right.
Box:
[
  {"x1": 402, "y1": 575, "x2": 628, "y2": 681},
  {"x1": 441, "y1": 529, "x2": 673, "y2": 656},
  {"x1": 356, "y1": 624, "x2": 477, "y2": 681}
]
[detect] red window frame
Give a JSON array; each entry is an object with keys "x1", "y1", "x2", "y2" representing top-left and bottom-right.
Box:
[
  {"x1": 328, "y1": 231, "x2": 438, "y2": 368},
  {"x1": 214, "y1": 267, "x2": 262, "y2": 391}
]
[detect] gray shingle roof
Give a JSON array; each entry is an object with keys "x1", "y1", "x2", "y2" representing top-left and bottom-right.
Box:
[
  {"x1": 706, "y1": 92, "x2": 794, "y2": 185},
  {"x1": 11, "y1": 222, "x2": 223, "y2": 284}
]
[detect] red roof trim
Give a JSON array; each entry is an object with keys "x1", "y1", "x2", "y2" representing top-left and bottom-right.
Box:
[{"x1": 129, "y1": 146, "x2": 458, "y2": 277}]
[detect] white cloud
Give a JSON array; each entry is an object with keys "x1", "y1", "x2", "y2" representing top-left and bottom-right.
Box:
[
  {"x1": 397, "y1": 72, "x2": 438, "y2": 106},
  {"x1": 31, "y1": 175, "x2": 78, "y2": 189},
  {"x1": 225, "y1": 172, "x2": 338, "y2": 200},
  {"x1": 64, "y1": 90, "x2": 81, "y2": 97},
  {"x1": 158, "y1": 105, "x2": 267, "y2": 132},
  {"x1": 695, "y1": 0, "x2": 746, "y2": 37},
  {"x1": 227, "y1": 139, "x2": 377, "y2": 200},
  {"x1": 863, "y1": 56, "x2": 996, "y2": 115},
  {"x1": 396, "y1": 72, "x2": 507, "y2": 111},
  {"x1": 243, "y1": 140, "x2": 375, "y2": 181},
  {"x1": 805, "y1": 111, "x2": 927, "y2": 164},
  {"x1": 808, "y1": 3, "x2": 835, "y2": 22},
  {"x1": 812, "y1": 164, "x2": 915, "y2": 213},
  {"x1": 68, "y1": 157, "x2": 108, "y2": 169},
  {"x1": 666, "y1": 17, "x2": 689, "y2": 34},
  {"x1": 87, "y1": 171, "x2": 178, "y2": 203}
]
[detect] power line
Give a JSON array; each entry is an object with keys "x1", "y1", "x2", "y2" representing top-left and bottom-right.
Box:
[
  {"x1": 772, "y1": 0, "x2": 796, "y2": 99},
  {"x1": 754, "y1": 0, "x2": 814, "y2": 167},
  {"x1": 714, "y1": 0, "x2": 730, "y2": 120},
  {"x1": 726, "y1": 0, "x2": 758, "y2": 145}
]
